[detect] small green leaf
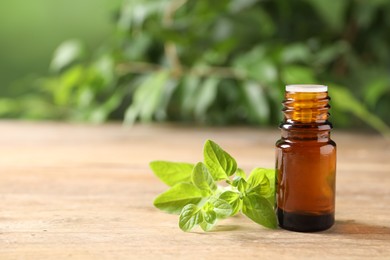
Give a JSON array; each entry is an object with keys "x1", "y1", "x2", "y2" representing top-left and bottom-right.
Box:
[
  {"x1": 232, "y1": 176, "x2": 247, "y2": 193},
  {"x1": 191, "y1": 162, "x2": 217, "y2": 193},
  {"x1": 153, "y1": 183, "x2": 204, "y2": 214},
  {"x1": 203, "y1": 210, "x2": 217, "y2": 224},
  {"x1": 264, "y1": 168, "x2": 276, "y2": 205},
  {"x1": 236, "y1": 168, "x2": 246, "y2": 179},
  {"x1": 181, "y1": 75, "x2": 200, "y2": 116},
  {"x1": 87, "y1": 89, "x2": 122, "y2": 123},
  {"x1": 200, "y1": 205, "x2": 217, "y2": 231},
  {"x1": 150, "y1": 161, "x2": 194, "y2": 186},
  {"x1": 242, "y1": 81, "x2": 270, "y2": 125},
  {"x1": 124, "y1": 71, "x2": 169, "y2": 125},
  {"x1": 247, "y1": 168, "x2": 266, "y2": 190},
  {"x1": 281, "y1": 43, "x2": 311, "y2": 64},
  {"x1": 281, "y1": 65, "x2": 316, "y2": 84},
  {"x1": 314, "y1": 41, "x2": 349, "y2": 66},
  {"x1": 242, "y1": 194, "x2": 277, "y2": 229},
  {"x1": 155, "y1": 79, "x2": 178, "y2": 122},
  {"x1": 233, "y1": 46, "x2": 277, "y2": 83},
  {"x1": 363, "y1": 77, "x2": 390, "y2": 109},
  {"x1": 118, "y1": 1, "x2": 166, "y2": 30},
  {"x1": 247, "y1": 168, "x2": 275, "y2": 205},
  {"x1": 50, "y1": 40, "x2": 84, "y2": 72},
  {"x1": 54, "y1": 66, "x2": 84, "y2": 106},
  {"x1": 219, "y1": 191, "x2": 242, "y2": 216},
  {"x1": 194, "y1": 77, "x2": 219, "y2": 120},
  {"x1": 203, "y1": 140, "x2": 237, "y2": 180},
  {"x1": 212, "y1": 198, "x2": 232, "y2": 219},
  {"x1": 229, "y1": 0, "x2": 259, "y2": 13},
  {"x1": 202, "y1": 201, "x2": 214, "y2": 212},
  {"x1": 179, "y1": 204, "x2": 203, "y2": 232},
  {"x1": 200, "y1": 221, "x2": 215, "y2": 232},
  {"x1": 247, "y1": 168, "x2": 269, "y2": 193}
]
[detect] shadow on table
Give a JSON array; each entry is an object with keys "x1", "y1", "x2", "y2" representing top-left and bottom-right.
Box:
[
  {"x1": 324, "y1": 219, "x2": 390, "y2": 236},
  {"x1": 207, "y1": 220, "x2": 390, "y2": 235},
  {"x1": 211, "y1": 225, "x2": 242, "y2": 232}
]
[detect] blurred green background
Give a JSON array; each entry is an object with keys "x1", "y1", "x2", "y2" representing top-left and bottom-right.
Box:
[
  {"x1": 0, "y1": 0, "x2": 116, "y2": 94},
  {"x1": 0, "y1": 0, "x2": 389, "y2": 136}
]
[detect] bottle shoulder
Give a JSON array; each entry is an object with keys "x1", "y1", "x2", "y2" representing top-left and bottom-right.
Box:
[
  {"x1": 279, "y1": 121, "x2": 333, "y2": 131},
  {"x1": 276, "y1": 138, "x2": 336, "y2": 147}
]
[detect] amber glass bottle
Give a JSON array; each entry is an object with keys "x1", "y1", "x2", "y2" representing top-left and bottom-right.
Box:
[{"x1": 275, "y1": 84, "x2": 336, "y2": 232}]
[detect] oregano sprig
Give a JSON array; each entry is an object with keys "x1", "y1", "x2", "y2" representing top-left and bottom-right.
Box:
[{"x1": 150, "y1": 139, "x2": 277, "y2": 231}]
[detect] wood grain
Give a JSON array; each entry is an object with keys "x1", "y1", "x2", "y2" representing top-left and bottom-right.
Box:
[{"x1": 1, "y1": 121, "x2": 390, "y2": 259}]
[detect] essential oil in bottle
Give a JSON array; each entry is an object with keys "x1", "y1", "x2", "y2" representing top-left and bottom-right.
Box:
[{"x1": 275, "y1": 84, "x2": 336, "y2": 232}]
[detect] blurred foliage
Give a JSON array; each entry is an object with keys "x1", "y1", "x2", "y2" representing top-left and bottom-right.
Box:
[
  {"x1": 1, "y1": 0, "x2": 390, "y2": 135},
  {"x1": 0, "y1": 0, "x2": 115, "y2": 97}
]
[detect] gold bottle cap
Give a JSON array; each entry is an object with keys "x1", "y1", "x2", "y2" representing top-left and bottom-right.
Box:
[{"x1": 286, "y1": 84, "x2": 328, "y2": 93}]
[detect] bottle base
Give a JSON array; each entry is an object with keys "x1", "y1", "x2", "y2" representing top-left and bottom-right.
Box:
[{"x1": 277, "y1": 208, "x2": 334, "y2": 232}]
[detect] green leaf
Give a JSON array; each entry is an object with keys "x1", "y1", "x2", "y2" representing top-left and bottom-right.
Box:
[
  {"x1": 155, "y1": 79, "x2": 178, "y2": 122},
  {"x1": 50, "y1": 40, "x2": 84, "y2": 72},
  {"x1": 150, "y1": 161, "x2": 194, "y2": 186},
  {"x1": 247, "y1": 168, "x2": 266, "y2": 190},
  {"x1": 200, "y1": 221, "x2": 215, "y2": 232},
  {"x1": 281, "y1": 43, "x2": 311, "y2": 64},
  {"x1": 355, "y1": 1, "x2": 387, "y2": 29},
  {"x1": 191, "y1": 162, "x2": 217, "y2": 193},
  {"x1": 363, "y1": 77, "x2": 390, "y2": 109},
  {"x1": 203, "y1": 210, "x2": 217, "y2": 225},
  {"x1": 247, "y1": 168, "x2": 272, "y2": 195},
  {"x1": 264, "y1": 169, "x2": 276, "y2": 188},
  {"x1": 203, "y1": 140, "x2": 237, "y2": 180},
  {"x1": 202, "y1": 201, "x2": 214, "y2": 212},
  {"x1": 242, "y1": 81, "x2": 270, "y2": 125},
  {"x1": 54, "y1": 66, "x2": 85, "y2": 106},
  {"x1": 179, "y1": 204, "x2": 203, "y2": 232},
  {"x1": 313, "y1": 41, "x2": 349, "y2": 66},
  {"x1": 87, "y1": 89, "x2": 123, "y2": 123},
  {"x1": 330, "y1": 84, "x2": 390, "y2": 137},
  {"x1": 236, "y1": 168, "x2": 246, "y2": 179},
  {"x1": 200, "y1": 203, "x2": 217, "y2": 231},
  {"x1": 124, "y1": 71, "x2": 169, "y2": 124},
  {"x1": 211, "y1": 198, "x2": 232, "y2": 219},
  {"x1": 118, "y1": 1, "x2": 167, "y2": 30},
  {"x1": 194, "y1": 77, "x2": 219, "y2": 120},
  {"x1": 232, "y1": 176, "x2": 247, "y2": 193},
  {"x1": 281, "y1": 65, "x2": 316, "y2": 84},
  {"x1": 233, "y1": 46, "x2": 277, "y2": 83},
  {"x1": 153, "y1": 183, "x2": 205, "y2": 214},
  {"x1": 92, "y1": 55, "x2": 115, "y2": 86},
  {"x1": 242, "y1": 194, "x2": 277, "y2": 229},
  {"x1": 305, "y1": 0, "x2": 348, "y2": 32},
  {"x1": 246, "y1": 168, "x2": 276, "y2": 205},
  {"x1": 219, "y1": 191, "x2": 242, "y2": 216},
  {"x1": 229, "y1": 0, "x2": 259, "y2": 13},
  {"x1": 264, "y1": 169, "x2": 276, "y2": 205},
  {"x1": 181, "y1": 75, "x2": 200, "y2": 116}
]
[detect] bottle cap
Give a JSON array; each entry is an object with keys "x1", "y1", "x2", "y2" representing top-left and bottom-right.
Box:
[{"x1": 286, "y1": 84, "x2": 328, "y2": 92}]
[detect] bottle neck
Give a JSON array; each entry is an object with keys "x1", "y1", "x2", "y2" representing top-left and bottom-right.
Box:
[
  {"x1": 280, "y1": 124, "x2": 332, "y2": 141},
  {"x1": 280, "y1": 90, "x2": 332, "y2": 141},
  {"x1": 283, "y1": 91, "x2": 330, "y2": 124}
]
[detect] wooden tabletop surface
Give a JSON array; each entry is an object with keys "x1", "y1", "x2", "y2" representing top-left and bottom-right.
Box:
[{"x1": 1, "y1": 121, "x2": 389, "y2": 259}]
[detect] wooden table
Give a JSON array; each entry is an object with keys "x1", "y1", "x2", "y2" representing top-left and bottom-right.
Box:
[{"x1": 1, "y1": 121, "x2": 389, "y2": 259}]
